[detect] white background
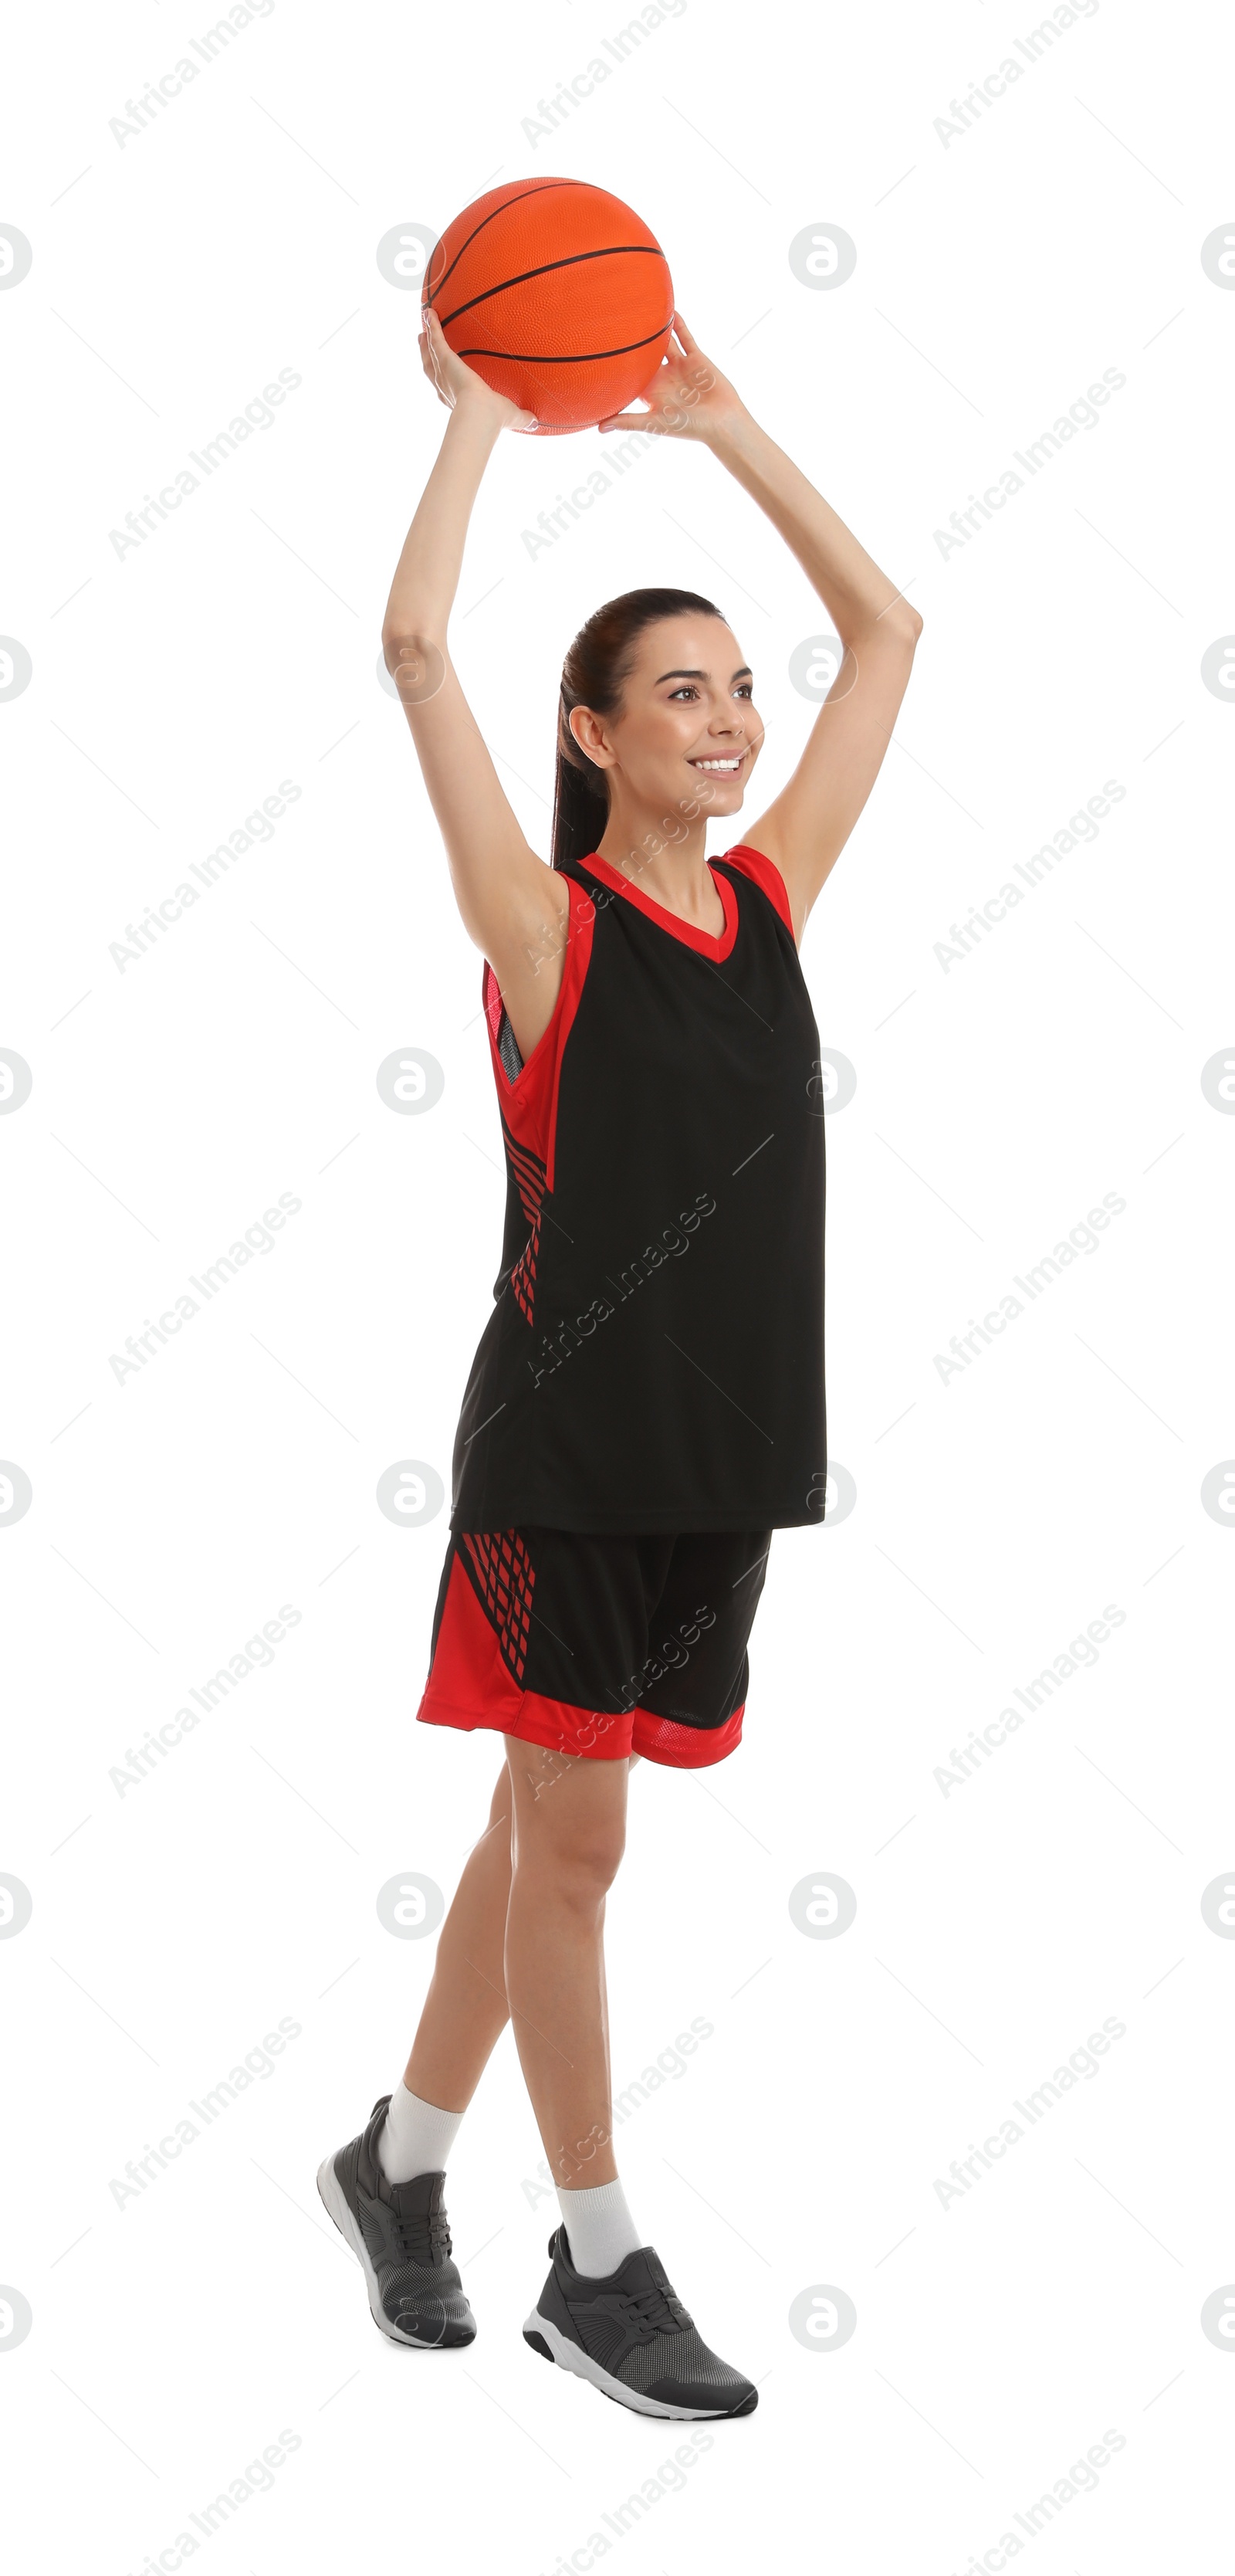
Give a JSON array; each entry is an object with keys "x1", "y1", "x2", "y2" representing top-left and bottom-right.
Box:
[{"x1": 3, "y1": 0, "x2": 1234, "y2": 2568}]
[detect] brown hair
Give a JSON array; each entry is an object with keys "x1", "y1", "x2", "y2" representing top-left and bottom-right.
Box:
[{"x1": 550, "y1": 587, "x2": 723, "y2": 870}]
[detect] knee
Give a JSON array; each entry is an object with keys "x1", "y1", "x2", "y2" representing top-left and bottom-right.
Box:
[
  {"x1": 564, "y1": 1822, "x2": 627, "y2": 1904},
  {"x1": 516, "y1": 1814, "x2": 626, "y2": 1908}
]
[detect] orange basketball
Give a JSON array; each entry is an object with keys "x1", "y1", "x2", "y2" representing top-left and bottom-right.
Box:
[{"x1": 422, "y1": 178, "x2": 675, "y2": 437}]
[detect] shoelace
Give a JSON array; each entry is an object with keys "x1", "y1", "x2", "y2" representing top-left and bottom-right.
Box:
[
  {"x1": 618, "y1": 2281, "x2": 688, "y2": 2339},
  {"x1": 392, "y1": 2206, "x2": 452, "y2": 2269}
]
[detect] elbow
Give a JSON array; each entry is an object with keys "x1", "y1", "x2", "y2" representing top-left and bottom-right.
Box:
[
  {"x1": 382, "y1": 618, "x2": 447, "y2": 673},
  {"x1": 848, "y1": 602, "x2": 923, "y2": 656},
  {"x1": 382, "y1": 622, "x2": 448, "y2": 700},
  {"x1": 887, "y1": 602, "x2": 924, "y2": 649}
]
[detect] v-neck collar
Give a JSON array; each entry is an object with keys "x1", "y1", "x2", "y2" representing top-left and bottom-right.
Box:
[{"x1": 580, "y1": 849, "x2": 739, "y2": 961}]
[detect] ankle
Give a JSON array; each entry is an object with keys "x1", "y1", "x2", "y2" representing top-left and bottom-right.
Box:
[
  {"x1": 378, "y1": 2080, "x2": 465, "y2": 2186},
  {"x1": 556, "y1": 2175, "x2": 641, "y2": 2278}
]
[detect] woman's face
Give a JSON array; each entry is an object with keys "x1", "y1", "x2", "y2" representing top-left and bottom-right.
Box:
[{"x1": 571, "y1": 616, "x2": 763, "y2": 831}]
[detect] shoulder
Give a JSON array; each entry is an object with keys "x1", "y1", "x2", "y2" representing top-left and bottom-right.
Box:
[
  {"x1": 557, "y1": 859, "x2": 624, "y2": 931},
  {"x1": 716, "y1": 844, "x2": 796, "y2": 941}
]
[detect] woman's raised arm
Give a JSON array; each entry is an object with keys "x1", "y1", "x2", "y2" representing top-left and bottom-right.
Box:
[
  {"x1": 599, "y1": 312, "x2": 922, "y2": 944},
  {"x1": 383, "y1": 311, "x2": 570, "y2": 1054}
]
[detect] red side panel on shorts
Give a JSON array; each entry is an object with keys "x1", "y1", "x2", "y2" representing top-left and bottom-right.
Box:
[
  {"x1": 721, "y1": 843, "x2": 795, "y2": 939},
  {"x1": 419, "y1": 1552, "x2": 526, "y2": 1732},
  {"x1": 418, "y1": 1553, "x2": 635, "y2": 1759}
]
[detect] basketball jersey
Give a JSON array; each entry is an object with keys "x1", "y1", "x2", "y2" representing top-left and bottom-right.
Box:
[{"x1": 448, "y1": 845, "x2": 827, "y2": 1534}]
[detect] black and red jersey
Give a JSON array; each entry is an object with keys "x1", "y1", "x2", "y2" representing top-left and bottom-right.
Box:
[{"x1": 449, "y1": 843, "x2": 826, "y2": 1534}]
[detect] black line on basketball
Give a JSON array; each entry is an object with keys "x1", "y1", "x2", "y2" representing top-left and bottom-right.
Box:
[
  {"x1": 455, "y1": 327, "x2": 672, "y2": 364},
  {"x1": 425, "y1": 179, "x2": 587, "y2": 303},
  {"x1": 436, "y1": 246, "x2": 665, "y2": 331}
]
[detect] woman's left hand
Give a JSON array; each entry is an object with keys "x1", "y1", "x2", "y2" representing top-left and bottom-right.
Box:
[{"x1": 597, "y1": 311, "x2": 745, "y2": 443}]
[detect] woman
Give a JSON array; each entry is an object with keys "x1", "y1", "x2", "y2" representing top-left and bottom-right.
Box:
[{"x1": 318, "y1": 307, "x2": 922, "y2": 2419}]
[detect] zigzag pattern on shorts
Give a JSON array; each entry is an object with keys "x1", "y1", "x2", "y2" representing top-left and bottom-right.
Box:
[{"x1": 460, "y1": 1529, "x2": 536, "y2": 1683}]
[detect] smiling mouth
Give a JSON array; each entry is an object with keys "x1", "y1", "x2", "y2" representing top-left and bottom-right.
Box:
[{"x1": 688, "y1": 751, "x2": 747, "y2": 775}]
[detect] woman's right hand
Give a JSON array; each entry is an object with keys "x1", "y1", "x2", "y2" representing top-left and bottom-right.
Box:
[{"x1": 419, "y1": 307, "x2": 539, "y2": 434}]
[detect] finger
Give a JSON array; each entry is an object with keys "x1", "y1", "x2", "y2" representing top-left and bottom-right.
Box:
[
  {"x1": 596, "y1": 411, "x2": 660, "y2": 434},
  {"x1": 671, "y1": 309, "x2": 697, "y2": 352}
]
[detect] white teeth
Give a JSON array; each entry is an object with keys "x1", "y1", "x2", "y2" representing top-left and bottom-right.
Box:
[{"x1": 692, "y1": 757, "x2": 742, "y2": 771}]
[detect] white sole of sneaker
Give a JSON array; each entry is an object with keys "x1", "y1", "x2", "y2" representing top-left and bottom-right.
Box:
[
  {"x1": 523, "y1": 2307, "x2": 736, "y2": 2418},
  {"x1": 316, "y1": 2154, "x2": 457, "y2": 2350}
]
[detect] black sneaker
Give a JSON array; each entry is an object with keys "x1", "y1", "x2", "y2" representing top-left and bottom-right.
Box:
[
  {"x1": 523, "y1": 2225, "x2": 756, "y2": 2418},
  {"x1": 316, "y1": 2096, "x2": 476, "y2": 2348}
]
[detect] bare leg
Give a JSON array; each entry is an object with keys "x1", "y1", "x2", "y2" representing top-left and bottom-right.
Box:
[
  {"x1": 502, "y1": 1736, "x2": 631, "y2": 2190},
  {"x1": 400, "y1": 1748, "x2": 640, "y2": 2118},
  {"x1": 401, "y1": 1761, "x2": 514, "y2": 2110}
]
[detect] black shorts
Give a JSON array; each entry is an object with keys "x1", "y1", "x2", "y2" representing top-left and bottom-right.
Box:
[{"x1": 416, "y1": 1526, "x2": 773, "y2": 1768}]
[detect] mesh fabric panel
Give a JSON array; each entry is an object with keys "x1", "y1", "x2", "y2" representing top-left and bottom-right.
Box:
[{"x1": 614, "y1": 2324, "x2": 749, "y2": 2396}]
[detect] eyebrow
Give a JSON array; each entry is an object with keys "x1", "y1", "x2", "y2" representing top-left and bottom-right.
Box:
[{"x1": 655, "y1": 666, "x2": 753, "y2": 684}]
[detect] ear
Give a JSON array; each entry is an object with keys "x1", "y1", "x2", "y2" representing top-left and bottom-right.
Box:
[{"x1": 568, "y1": 704, "x2": 614, "y2": 770}]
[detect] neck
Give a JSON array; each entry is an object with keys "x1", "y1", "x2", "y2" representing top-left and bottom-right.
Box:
[{"x1": 594, "y1": 798, "x2": 721, "y2": 916}]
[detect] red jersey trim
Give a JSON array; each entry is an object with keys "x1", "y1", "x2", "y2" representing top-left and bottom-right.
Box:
[
  {"x1": 481, "y1": 873, "x2": 595, "y2": 1186},
  {"x1": 580, "y1": 848, "x2": 739, "y2": 961},
  {"x1": 719, "y1": 843, "x2": 795, "y2": 939}
]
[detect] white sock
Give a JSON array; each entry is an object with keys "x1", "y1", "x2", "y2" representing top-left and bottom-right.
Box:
[
  {"x1": 556, "y1": 2177, "x2": 642, "y2": 2278},
  {"x1": 377, "y1": 2081, "x2": 465, "y2": 2185}
]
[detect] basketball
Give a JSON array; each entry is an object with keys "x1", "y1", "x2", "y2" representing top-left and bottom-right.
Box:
[{"x1": 422, "y1": 178, "x2": 675, "y2": 436}]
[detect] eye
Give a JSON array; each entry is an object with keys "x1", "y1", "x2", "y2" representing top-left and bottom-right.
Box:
[{"x1": 668, "y1": 685, "x2": 699, "y2": 700}]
